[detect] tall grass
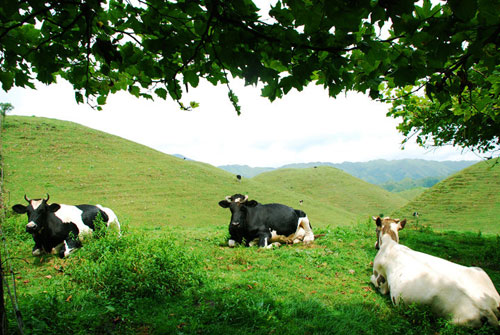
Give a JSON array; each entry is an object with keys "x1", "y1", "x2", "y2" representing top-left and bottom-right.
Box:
[
  {"x1": 3, "y1": 214, "x2": 500, "y2": 334},
  {"x1": 2, "y1": 214, "x2": 206, "y2": 334}
]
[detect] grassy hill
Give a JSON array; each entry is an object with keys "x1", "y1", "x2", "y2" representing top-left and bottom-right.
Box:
[
  {"x1": 2, "y1": 116, "x2": 380, "y2": 231},
  {"x1": 253, "y1": 166, "x2": 408, "y2": 217},
  {"x1": 392, "y1": 159, "x2": 500, "y2": 234},
  {"x1": 221, "y1": 160, "x2": 478, "y2": 185},
  {"x1": 395, "y1": 187, "x2": 427, "y2": 200},
  {"x1": 1, "y1": 116, "x2": 499, "y2": 335}
]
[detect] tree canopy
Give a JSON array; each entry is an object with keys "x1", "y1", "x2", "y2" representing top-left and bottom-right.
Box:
[{"x1": 1, "y1": 0, "x2": 499, "y2": 153}]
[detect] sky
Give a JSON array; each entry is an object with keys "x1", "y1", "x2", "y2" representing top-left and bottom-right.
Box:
[{"x1": 0, "y1": 79, "x2": 481, "y2": 168}]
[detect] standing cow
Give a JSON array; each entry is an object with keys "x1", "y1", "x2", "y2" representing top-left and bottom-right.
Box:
[
  {"x1": 12, "y1": 194, "x2": 121, "y2": 258},
  {"x1": 218, "y1": 194, "x2": 314, "y2": 248}
]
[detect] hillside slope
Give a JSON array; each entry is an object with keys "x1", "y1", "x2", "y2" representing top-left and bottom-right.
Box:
[
  {"x1": 1, "y1": 116, "x2": 359, "y2": 230},
  {"x1": 253, "y1": 166, "x2": 408, "y2": 217},
  {"x1": 392, "y1": 160, "x2": 500, "y2": 234}
]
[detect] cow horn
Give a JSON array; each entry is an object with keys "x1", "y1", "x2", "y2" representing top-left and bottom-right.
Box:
[
  {"x1": 24, "y1": 194, "x2": 30, "y2": 202},
  {"x1": 45, "y1": 193, "x2": 50, "y2": 202},
  {"x1": 240, "y1": 195, "x2": 248, "y2": 203},
  {"x1": 225, "y1": 196, "x2": 232, "y2": 202}
]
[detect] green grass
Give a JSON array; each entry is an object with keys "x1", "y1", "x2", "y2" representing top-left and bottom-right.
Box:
[
  {"x1": 1, "y1": 116, "x2": 500, "y2": 334},
  {"x1": 395, "y1": 187, "x2": 427, "y2": 200},
  {"x1": 3, "y1": 215, "x2": 499, "y2": 334},
  {"x1": 392, "y1": 160, "x2": 500, "y2": 234},
  {"x1": 253, "y1": 166, "x2": 408, "y2": 217}
]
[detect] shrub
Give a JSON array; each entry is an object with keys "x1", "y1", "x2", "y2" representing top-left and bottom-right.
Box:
[{"x1": 67, "y1": 229, "x2": 205, "y2": 305}]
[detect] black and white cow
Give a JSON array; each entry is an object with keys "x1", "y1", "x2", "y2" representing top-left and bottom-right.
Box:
[
  {"x1": 218, "y1": 194, "x2": 314, "y2": 248},
  {"x1": 12, "y1": 195, "x2": 121, "y2": 258}
]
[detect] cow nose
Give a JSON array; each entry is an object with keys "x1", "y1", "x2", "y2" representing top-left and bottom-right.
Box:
[{"x1": 26, "y1": 221, "x2": 37, "y2": 232}]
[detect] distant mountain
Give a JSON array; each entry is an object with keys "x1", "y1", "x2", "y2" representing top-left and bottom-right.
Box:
[
  {"x1": 282, "y1": 160, "x2": 478, "y2": 184},
  {"x1": 218, "y1": 159, "x2": 479, "y2": 186}
]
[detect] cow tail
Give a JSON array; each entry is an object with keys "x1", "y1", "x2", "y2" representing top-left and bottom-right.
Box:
[{"x1": 294, "y1": 210, "x2": 312, "y2": 229}]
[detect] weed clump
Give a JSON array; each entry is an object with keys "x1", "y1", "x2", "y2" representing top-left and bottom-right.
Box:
[{"x1": 67, "y1": 230, "x2": 205, "y2": 303}]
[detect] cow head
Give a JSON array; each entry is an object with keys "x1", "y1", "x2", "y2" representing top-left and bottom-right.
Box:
[
  {"x1": 12, "y1": 194, "x2": 61, "y2": 234},
  {"x1": 218, "y1": 194, "x2": 258, "y2": 227},
  {"x1": 373, "y1": 216, "x2": 406, "y2": 249}
]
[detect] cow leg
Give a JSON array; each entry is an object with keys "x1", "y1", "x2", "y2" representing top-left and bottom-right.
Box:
[
  {"x1": 30, "y1": 234, "x2": 45, "y2": 256},
  {"x1": 31, "y1": 239, "x2": 43, "y2": 256},
  {"x1": 248, "y1": 238, "x2": 259, "y2": 247},
  {"x1": 292, "y1": 227, "x2": 306, "y2": 244},
  {"x1": 59, "y1": 237, "x2": 82, "y2": 258},
  {"x1": 258, "y1": 231, "x2": 273, "y2": 248},
  {"x1": 298, "y1": 217, "x2": 314, "y2": 243},
  {"x1": 228, "y1": 237, "x2": 243, "y2": 247},
  {"x1": 228, "y1": 236, "x2": 243, "y2": 248},
  {"x1": 32, "y1": 245, "x2": 43, "y2": 256},
  {"x1": 370, "y1": 271, "x2": 379, "y2": 288},
  {"x1": 371, "y1": 270, "x2": 389, "y2": 295}
]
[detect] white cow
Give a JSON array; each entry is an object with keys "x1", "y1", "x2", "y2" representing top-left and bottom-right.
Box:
[{"x1": 371, "y1": 216, "x2": 500, "y2": 328}]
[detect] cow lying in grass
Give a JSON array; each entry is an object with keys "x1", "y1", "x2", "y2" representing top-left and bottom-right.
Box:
[
  {"x1": 12, "y1": 194, "x2": 121, "y2": 258},
  {"x1": 371, "y1": 216, "x2": 500, "y2": 328},
  {"x1": 218, "y1": 194, "x2": 314, "y2": 248}
]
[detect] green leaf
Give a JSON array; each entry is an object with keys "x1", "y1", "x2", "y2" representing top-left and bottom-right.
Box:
[
  {"x1": 155, "y1": 88, "x2": 167, "y2": 100},
  {"x1": 477, "y1": 0, "x2": 500, "y2": 25},
  {"x1": 97, "y1": 95, "x2": 107, "y2": 105},
  {"x1": 183, "y1": 70, "x2": 199, "y2": 88},
  {"x1": 75, "y1": 92, "x2": 84, "y2": 104},
  {"x1": 129, "y1": 85, "x2": 140, "y2": 97},
  {"x1": 448, "y1": 0, "x2": 477, "y2": 21}
]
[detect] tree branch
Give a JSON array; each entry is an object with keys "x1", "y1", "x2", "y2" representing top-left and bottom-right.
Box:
[
  {"x1": 26, "y1": 11, "x2": 86, "y2": 56},
  {"x1": 0, "y1": 5, "x2": 54, "y2": 41}
]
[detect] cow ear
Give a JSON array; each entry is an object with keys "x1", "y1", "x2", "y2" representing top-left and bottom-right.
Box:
[
  {"x1": 246, "y1": 200, "x2": 258, "y2": 207},
  {"x1": 48, "y1": 203, "x2": 61, "y2": 212},
  {"x1": 373, "y1": 216, "x2": 382, "y2": 227},
  {"x1": 12, "y1": 204, "x2": 27, "y2": 214},
  {"x1": 218, "y1": 200, "x2": 230, "y2": 208},
  {"x1": 399, "y1": 219, "x2": 407, "y2": 230}
]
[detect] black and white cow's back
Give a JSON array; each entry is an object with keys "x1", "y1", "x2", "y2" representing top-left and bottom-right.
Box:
[
  {"x1": 57, "y1": 204, "x2": 108, "y2": 232},
  {"x1": 251, "y1": 203, "x2": 296, "y2": 232},
  {"x1": 12, "y1": 195, "x2": 120, "y2": 258}
]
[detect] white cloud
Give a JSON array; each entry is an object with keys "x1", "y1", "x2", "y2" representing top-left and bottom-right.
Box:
[{"x1": 0, "y1": 78, "x2": 481, "y2": 167}]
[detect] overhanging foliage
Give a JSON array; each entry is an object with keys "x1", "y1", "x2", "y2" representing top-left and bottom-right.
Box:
[{"x1": 0, "y1": 0, "x2": 499, "y2": 152}]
